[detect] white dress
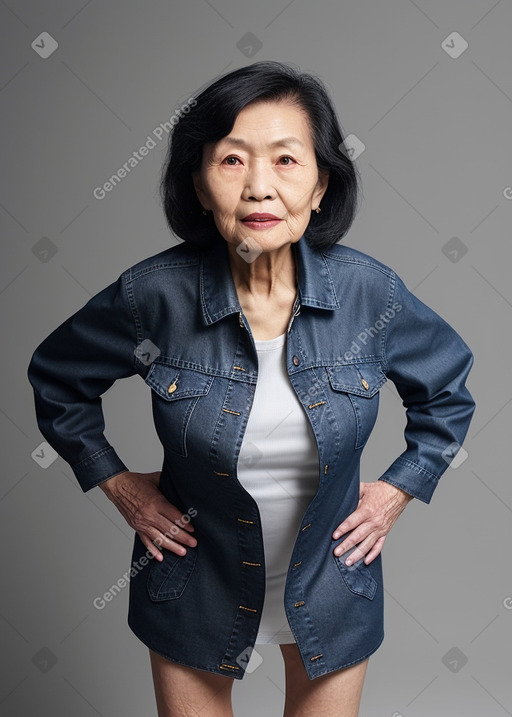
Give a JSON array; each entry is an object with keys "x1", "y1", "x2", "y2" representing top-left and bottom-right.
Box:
[{"x1": 237, "y1": 331, "x2": 320, "y2": 644}]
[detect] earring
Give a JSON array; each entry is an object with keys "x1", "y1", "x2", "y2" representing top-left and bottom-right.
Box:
[
  {"x1": 314, "y1": 207, "x2": 321, "y2": 214},
  {"x1": 202, "y1": 209, "x2": 207, "y2": 215}
]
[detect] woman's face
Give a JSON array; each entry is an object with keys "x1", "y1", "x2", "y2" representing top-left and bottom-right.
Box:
[{"x1": 192, "y1": 99, "x2": 329, "y2": 254}]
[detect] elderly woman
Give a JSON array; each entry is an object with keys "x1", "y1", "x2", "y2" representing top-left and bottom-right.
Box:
[{"x1": 27, "y1": 61, "x2": 475, "y2": 717}]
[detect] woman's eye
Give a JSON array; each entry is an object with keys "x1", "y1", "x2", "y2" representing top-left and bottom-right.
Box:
[{"x1": 222, "y1": 155, "x2": 296, "y2": 165}]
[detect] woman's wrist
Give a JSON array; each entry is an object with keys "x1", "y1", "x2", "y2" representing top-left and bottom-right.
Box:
[
  {"x1": 98, "y1": 471, "x2": 130, "y2": 495},
  {"x1": 379, "y1": 479, "x2": 414, "y2": 504}
]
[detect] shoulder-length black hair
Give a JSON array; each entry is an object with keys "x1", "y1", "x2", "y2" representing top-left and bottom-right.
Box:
[{"x1": 160, "y1": 60, "x2": 361, "y2": 251}]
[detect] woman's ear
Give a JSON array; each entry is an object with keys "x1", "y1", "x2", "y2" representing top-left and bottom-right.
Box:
[
  {"x1": 312, "y1": 168, "x2": 330, "y2": 209},
  {"x1": 192, "y1": 172, "x2": 210, "y2": 211}
]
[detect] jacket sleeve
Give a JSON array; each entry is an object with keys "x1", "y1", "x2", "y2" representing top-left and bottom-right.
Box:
[
  {"x1": 27, "y1": 269, "x2": 141, "y2": 493},
  {"x1": 377, "y1": 272, "x2": 476, "y2": 504}
]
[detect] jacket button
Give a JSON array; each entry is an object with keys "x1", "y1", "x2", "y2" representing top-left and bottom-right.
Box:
[
  {"x1": 361, "y1": 379, "x2": 369, "y2": 391},
  {"x1": 168, "y1": 382, "x2": 178, "y2": 394},
  {"x1": 292, "y1": 355, "x2": 300, "y2": 366}
]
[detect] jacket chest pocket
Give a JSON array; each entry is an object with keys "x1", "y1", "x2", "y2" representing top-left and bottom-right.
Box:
[
  {"x1": 325, "y1": 362, "x2": 387, "y2": 450},
  {"x1": 144, "y1": 361, "x2": 214, "y2": 457}
]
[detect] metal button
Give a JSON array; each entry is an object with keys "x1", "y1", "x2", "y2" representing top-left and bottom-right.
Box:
[
  {"x1": 292, "y1": 355, "x2": 300, "y2": 366},
  {"x1": 361, "y1": 379, "x2": 370, "y2": 391},
  {"x1": 168, "y1": 382, "x2": 178, "y2": 394}
]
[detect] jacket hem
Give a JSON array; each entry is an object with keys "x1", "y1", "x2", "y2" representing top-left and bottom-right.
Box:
[
  {"x1": 127, "y1": 614, "x2": 245, "y2": 680},
  {"x1": 127, "y1": 611, "x2": 385, "y2": 681},
  {"x1": 305, "y1": 630, "x2": 385, "y2": 680}
]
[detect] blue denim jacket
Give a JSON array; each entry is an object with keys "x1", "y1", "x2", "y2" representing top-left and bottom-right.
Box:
[{"x1": 27, "y1": 236, "x2": 475, "y2": 680}]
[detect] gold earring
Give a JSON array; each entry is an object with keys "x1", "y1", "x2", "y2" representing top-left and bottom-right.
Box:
[{"x1": 314, "y1": 207, "x2": 321, "y2": 214}]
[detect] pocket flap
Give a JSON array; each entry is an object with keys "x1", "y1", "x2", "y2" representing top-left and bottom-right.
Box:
[
  {"x1": 326, "y1": 363, "x2": 387, "y2": 398},
  {"x1": 333, "y1": 549, "x2": 377, "y2": 600},
  {"x1": 147, "y1": 546, "x2": 197, "y2": 601},
  {"x1": 145, "y1": 362, "x2": 214, "y2": 401}
]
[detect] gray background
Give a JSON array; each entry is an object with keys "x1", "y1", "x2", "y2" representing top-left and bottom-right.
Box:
[{"x1": 1, "y1": 1, "x2": 511, "y2": 715}]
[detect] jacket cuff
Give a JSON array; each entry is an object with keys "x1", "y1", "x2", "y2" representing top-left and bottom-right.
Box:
[
  {"x1": 72, "y1": 446, "x2": 129, "y2": 493},
  {"x1": 377, "y1": 457, "x2": 439, "y2": 504}
]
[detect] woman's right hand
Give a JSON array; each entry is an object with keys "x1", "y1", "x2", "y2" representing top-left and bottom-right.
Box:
[{"x1": 98, "y1": 470, "x2": 197, "y2": 561}]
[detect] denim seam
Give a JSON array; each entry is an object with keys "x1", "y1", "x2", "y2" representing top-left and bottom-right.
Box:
[
  {"x1": 124, "y1": 269, "x2": 143, "y2": 342},
  {"x1": 73, "y1": 446, "x2": 118, "y2": 470},
  {"x1": 316, "y1": 631, "x2": 385, "y2": 676},
  {"x1": 322, "y1": 252, "x2": 395, "y2": 280},
  {"x1": 382, "y1": 271, "x2": 397, "y2": 371},
  {"x1": 382, "y1": 272, "x2": 398, "y2": 375},
  {"x1": 130, "y1": 259, "x2": 200, "y2": 282},
  {"x1": 391, "y1": 456, "x2": 438, "y2": 480}
]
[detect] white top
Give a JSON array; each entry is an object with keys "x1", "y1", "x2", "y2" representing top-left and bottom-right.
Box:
[{"x1": 237, "y1": 330, "x2": 319, "y2": 644}]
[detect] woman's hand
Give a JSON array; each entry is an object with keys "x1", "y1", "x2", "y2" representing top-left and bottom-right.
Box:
[
  {"x1": 98, "y1": 470, "x2": 197, "y2": 561},
  {"x1": 332, "y1": 481, "x2": 413, "y2": 566}
]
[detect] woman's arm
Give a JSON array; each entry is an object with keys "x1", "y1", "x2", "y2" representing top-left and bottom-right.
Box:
[
  {"x1": 333, "y1": 272, "x2": 475, "y2": 564},
  {"x1": 377, "y1": 272, "x2": 475, "y2": 503},
  {"x1": 27, "y1": 270, "x2": 140, "y2": 493},
  {"x1": 27, "y1": 272, "x2": 198, "y2": 559}
]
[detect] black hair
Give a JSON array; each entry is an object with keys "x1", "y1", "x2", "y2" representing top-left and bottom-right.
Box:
[{"x1": 159, "y1": 60, "x2": 361, "y2": 251}]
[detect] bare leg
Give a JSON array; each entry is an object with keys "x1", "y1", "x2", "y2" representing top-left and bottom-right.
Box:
[
  {"x1": 149, "y1": 648, "x2": 235, "y2": 717},
  {"x1": 279, "y1": 643, "x2": 369, "y2": 717}
]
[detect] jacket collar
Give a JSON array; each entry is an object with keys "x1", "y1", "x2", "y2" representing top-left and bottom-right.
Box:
[{"x1": 200, "y1": 235, "x2": 340, "y2": 326}]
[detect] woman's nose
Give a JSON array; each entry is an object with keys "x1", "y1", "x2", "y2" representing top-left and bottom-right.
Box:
[{"x1": 243, "y1": 162, "x2": 276, "y2": 201}]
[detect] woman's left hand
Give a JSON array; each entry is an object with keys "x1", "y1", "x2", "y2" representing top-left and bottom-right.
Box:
[{"x1": 332, "y1": 481, "x2": 414, "y2": 566}]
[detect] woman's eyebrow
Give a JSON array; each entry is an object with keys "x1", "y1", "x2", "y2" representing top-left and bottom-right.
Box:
[{"x1": 217, "y1": 136, "x2": 306, "y2": 150}]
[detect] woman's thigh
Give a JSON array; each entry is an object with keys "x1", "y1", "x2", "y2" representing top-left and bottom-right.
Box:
[
  {"x1": 279, "y1": 643, "x2": 369, "y2": 717},
  {"x1": 148, "y1": 648, "x2": 235, "y2": 717}
]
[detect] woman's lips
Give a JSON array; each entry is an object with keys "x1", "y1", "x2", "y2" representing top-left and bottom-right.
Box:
[{"x1": 241, "y1": 219, "x2": 282, "y2": 230}]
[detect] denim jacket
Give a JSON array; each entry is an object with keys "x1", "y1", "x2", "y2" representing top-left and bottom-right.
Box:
[{"x1": 27, "y1": 236, "x2": 475, "y2": 680}]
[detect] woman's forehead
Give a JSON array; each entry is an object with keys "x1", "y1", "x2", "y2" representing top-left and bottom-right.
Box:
[{"x1": 210, "y1": 101, "x2": 313, "y2": 151}]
